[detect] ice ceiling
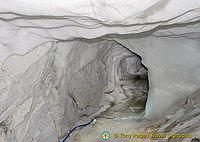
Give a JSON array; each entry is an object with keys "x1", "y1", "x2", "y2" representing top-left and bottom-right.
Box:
[{"x1": 0, "y1": 0, "x2": 200, "y2": 141}]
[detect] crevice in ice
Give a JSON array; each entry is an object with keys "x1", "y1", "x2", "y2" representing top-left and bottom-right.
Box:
[
  {"x1": 0, "y1": 8, "x2": 198, "y2": 27},
  {"x1": 51, "y1": 18, "x2": 200, "y2": 42}
]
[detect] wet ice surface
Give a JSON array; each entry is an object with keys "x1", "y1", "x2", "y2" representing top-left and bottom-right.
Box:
[
  {"x1": 1, "y1": 1, "x2": 200, "y2": 141},
  {"x1": 67, "y1": 79, "x2": 153, "y2": 142},
  {"x1": 97, "y1": 79, "x2": 148, "y2": 121},
  {"x1": 64, "y1": 78, "x2": 200, "y2": 142}
]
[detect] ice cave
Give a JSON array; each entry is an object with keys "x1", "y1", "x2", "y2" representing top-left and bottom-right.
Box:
[{"x1": 0, "y1": 0, "x2": 200, "y2": 142}]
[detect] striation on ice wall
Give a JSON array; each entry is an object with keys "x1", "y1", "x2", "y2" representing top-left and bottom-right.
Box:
[{"x1": 0, "y1": 0, "x2": 200, "y2": 141}]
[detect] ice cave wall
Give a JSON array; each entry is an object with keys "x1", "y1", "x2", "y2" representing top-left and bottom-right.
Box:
[{"x1": 0, "y1": 0, "x2": 200, "y2": 141}]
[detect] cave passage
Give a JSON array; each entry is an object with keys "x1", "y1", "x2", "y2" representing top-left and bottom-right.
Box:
[
  {"x1": 60, "y1": 40, "x2": 149, "y2": 141},
  {"x1": 65, "y1": 40, "x2": 149, "y2": 121},
  {"x1": 97, "y1": 52, "x2": 149, "y2": 120},
  {"x1": 62, "y1": 41, "x2": 150, "y2": 141}
]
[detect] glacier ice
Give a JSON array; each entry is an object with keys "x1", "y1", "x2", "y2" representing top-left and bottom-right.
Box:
[{"x1": 0, "y1": 0, "x2": 200, "y2": 141}]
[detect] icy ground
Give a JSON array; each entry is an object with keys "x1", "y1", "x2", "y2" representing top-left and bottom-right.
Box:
[{"x1": 0, "y1": 0, "x2": 200, "y2": 142}]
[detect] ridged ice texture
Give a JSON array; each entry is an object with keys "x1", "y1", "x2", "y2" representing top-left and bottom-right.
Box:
[{"x1": 0, "y1": 0, "x2": 200, "y2": 141}]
